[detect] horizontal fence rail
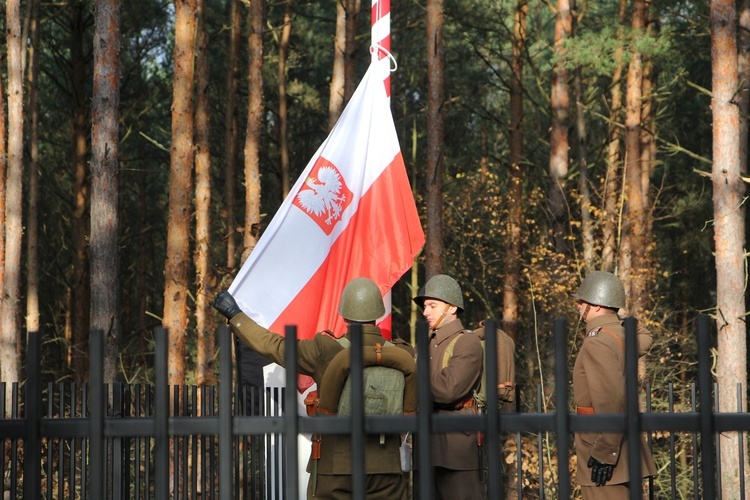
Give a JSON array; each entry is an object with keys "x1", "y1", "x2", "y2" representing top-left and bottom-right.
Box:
[{"x1": 0, "y1": 315, "x2": 748, "y2": 498}]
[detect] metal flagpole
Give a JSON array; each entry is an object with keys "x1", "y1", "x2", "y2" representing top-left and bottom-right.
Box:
[{"x1": 371, "y1": 0, "x2": 391, "y2": 97}]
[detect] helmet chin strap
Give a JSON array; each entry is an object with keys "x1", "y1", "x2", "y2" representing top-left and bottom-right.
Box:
[
  {"x1": 581, "y1": 304, "x2": 591, "y2": 323},
  {"x1": 430, "y1": 305, "x2": 452, "y2": 332}
]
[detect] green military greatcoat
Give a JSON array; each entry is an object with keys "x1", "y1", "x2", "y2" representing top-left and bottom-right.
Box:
[{"x1": 229, "y1": 312, "x2": 411, "y2": 500}]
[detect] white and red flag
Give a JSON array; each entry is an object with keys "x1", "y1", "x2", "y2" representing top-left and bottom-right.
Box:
[{"x1": 229, "y1": 58, "x2": 424, "y2": 378}]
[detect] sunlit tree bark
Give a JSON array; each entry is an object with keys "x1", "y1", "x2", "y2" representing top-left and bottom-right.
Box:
[
  {"x1": 503, "y1": 0, "x2": 527, "y2": 342},
  {"x1": 224, "y1": 0, "x2": 242, "y2": 270},
  {"x1": 243, "y1": 0, "x2": 265, "y2": 261},
  {"x1": 344, "y1": 0, "x2": 360, "y2": 101},
  {"x1": 602, "y1": 0, "x2": 628, "y2": 272},
  {"x1": 277, "y1": 0, "x2": 292, "y2": 199},
  {"x1": 329, "y1": 1, "x2": 346, "y2": 130},
  {"x1": 26, "y1": 0, "x2": 41, "y2": 343},
  {"x1": 572, "y1": 0, "x2": 594, "y2": 271},
  {"x1": 548, "y1": 0, "x2": 572, "y2": 255},
  {"x1": 711, "y1": 0, "x2": 749, "y2": 494},
  {"x1": 164, "y1": 0, "x2": 197, "y2": 386},
  {"x1": 1, "y1": 0, "x2": 24, "y2": 386},
  {"x1": 90, "y1": 0, "x2": 121, "y2": 384},
  {"x1": 425, "y1": 0, "x2": 444, "y2": 277},
  {"x1": 0, "y1": 42, "x2": 5, "y2": 306},
  {"x1": 622, "y1": 0, "x2": 646, "y2": 315},
  {"x1": 70, "y1": 0, "x2": 91, "y2": 380},
  {"x1": 195, "y1": 0, "x2": 216, "y2": 386}
]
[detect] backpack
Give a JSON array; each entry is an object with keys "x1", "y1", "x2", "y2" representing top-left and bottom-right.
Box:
[
  {"x1": 336, "y1": 338, "x2": 404, "y2": 415},
  {"x1": 442, "y1": 324, "x2": 516, "y2": 409},
  {"x1": 316, "y1": 337, "x2": 417, "y2": 416}
]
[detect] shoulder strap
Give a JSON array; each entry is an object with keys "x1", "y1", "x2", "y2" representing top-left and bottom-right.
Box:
[
  {"x1": 441, "y1": 334, "x2": 463, "y2": 369},
  {"x1": 336, "y1": 337, "x2": 393, "y2": 349},
  {"x1": 598, "y1": 327, "x2": 625, "y2": 351}
]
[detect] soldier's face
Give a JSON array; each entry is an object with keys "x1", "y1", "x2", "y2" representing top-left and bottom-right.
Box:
[{"x1": 422, "y1": 299, "x2": 453, "y2": 328}]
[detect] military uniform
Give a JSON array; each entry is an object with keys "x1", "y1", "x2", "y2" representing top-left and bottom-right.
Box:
[
  {"x1": 573, "y1": 313, "x2": 657, "y2": 500},
  {"x1": 427, "y1": 318, "x2": 485, "y2": 499},
  {"x1": 229, "y1": 312, "x2": 410, "y2": 500}
]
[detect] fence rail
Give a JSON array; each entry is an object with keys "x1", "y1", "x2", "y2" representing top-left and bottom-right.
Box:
[{"x1": 1, "y1": 315, "x2": 748, "y2": 499}]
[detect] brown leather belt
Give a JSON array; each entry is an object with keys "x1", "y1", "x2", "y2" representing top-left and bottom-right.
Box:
[
  {"x1": 576, "y1": 406, "x2": 595, "y2": 414},
  {"x1": 435, "y1": 397, "x2": 477, "y2": 412}
]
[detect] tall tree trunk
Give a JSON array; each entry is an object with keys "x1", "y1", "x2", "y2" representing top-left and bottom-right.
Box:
[
  {"x1": 164, "y1": 0, "x2": 197, "y2": 386},
  {"x1": 623, "y1": 0, "x2": 646, "y2": 315},
  {"x1": 739, "y1": 0, "x2": 750, "y2": 429},
  {"x1": 574, "y1": 65, "x2": 594, "y2": 271},
  {"x1": 26, "y1": 0, "x2": 40, "y2": 341},
  {"x1": 548, "y1": 0, "x2": 572, "y2": 255},
  {"x1": 70, "y1": 0, "x2": 91, "y2": 380},
  {"x1": 639, "y1": 0, "x2": 655, "y2": 314},
  {"x1": 602, "y1": 0, "x2": 628, "y2": 272},
  {"x1": 195, "y1": 0, "x2": 216, "y2": 387},
  {"x1": 329, "y1": 0, "x2": 346, "y2": 130},
  {"x1": 90, "y1": 0, "x2": 121, "y2": 385},
  {"x1": 243, "y1": 0, "x2": 264, "y2": 261},
  {"x1": 425, "y1": 0, "x2": 445, "y2": 277},
  {"x1": 224, "y1": 0, "x2": 241, "y2": 270},
  {"x1": 278, "y1": 0, "x2": 292, "y2": 199},
  {"x1": 502, "y1": 0, "x2": 527, "y2": 342},
  {"x1": 1, "y1": 0, "x2": 25, "y2": 386},
  {"x1": 740, "y1": 0, "x2": 750, "y2": 170},
  {"x1": 0, "y1": 43, "x2": 5, "y2": 305},
  {"x1": 711, "y1": 0, "x2": 749, "y2": 495},
  {"x1": 344, "y1": 0, "x2": 360, "y2": 101},
  {"x1": 572, "y1": 0, "x2": 594, "y2": 271}
]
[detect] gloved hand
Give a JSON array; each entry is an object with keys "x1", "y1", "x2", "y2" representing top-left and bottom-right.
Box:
[
  {"x1": 587, "y1": 456, "x2": 614, "y2": 486},
  {"x1": 213, "y1": 291, "x2": 242, "y2": 319}
]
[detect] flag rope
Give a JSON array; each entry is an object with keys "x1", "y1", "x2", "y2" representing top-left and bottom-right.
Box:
[{"x1": 370, "y1": 43, "x2": 398, "y2": 72}]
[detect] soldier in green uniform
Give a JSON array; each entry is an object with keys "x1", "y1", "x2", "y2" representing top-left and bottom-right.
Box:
[
  {"x1": 413, "y1": 274, "x2": 485, "y2": 500},
  {"x1": 213, "y1": 277, "x2": 415, "y2": 500},
  {"x1": 572, "y1": 271, "x2": 657, "y2": 500}
]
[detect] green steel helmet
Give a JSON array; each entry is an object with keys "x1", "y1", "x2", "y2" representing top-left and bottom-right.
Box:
[
  {"x1": 338, "y1": 277, "x2": 386, "y2": 322},
  {"x1": 574, "y1": 271, "x2": 626, "y2": 309},
  {"x1": 413, "y1": 274, "x2": 464, "y2": 312}
]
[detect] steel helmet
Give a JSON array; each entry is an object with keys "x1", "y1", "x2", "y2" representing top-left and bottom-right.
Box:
[
  {"x1": 413, "y1": 274, "x2": 464, "y2": 312},
  {"x1": 574, "y1": 271, "x2": 626, "y2": 309},
  {"x1": 338, "y1": 277, "x2": 386, "y2": 322}
]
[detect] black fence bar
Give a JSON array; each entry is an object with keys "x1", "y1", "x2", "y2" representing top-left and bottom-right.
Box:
[
  {"x1": 4, "y1": 314, "x2": 750, "y2": 498},
  {"x1": 24, "y1": 331, "x2": 41, "y2": 499},
  {"x1": 738, "y1": 383, "x2": 746, "y2": 499},
  {"x1": 625, "y1": 317, "x2": 642, "y2": 500},
  {"x1": 484, "y1": 319, "x2": 501, "y2": 499},
  {"x1": 554, "y1": 317, "x2": 571, "y2": 499},
  {"x1": 218, "y1": 324, "x2": 233, "y2": 498},
  {"x1": 697, "y1": 314, "x2": 716, "y2": 497},
  {"x1": 415, "y1": 319, "x2": 433, "y2": 500},
  {"x1": 284, "y1": 324, "x2": 300, "y2": 500},
  {"x1": 89, "y1": 329, "x2": 104, "y2": 500},
  {"x1": 349, "y1": 322, "x2": 365, "y2": 500},
  {"x1": 153, "y1": 326, "x2": 169, "y2": 499}
]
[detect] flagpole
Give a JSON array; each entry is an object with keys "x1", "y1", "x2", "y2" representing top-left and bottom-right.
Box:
[{"x1": 372, "y1": 0, "x2": 391, "y2": 97}]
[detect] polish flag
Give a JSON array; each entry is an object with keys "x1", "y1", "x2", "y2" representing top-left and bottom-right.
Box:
[{"x1": 229, "y1": 57, "x2": 424, "y2": 384}]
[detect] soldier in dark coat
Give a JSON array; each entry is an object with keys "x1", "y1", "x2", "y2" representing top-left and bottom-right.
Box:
[
  {"x1": 572, "y1": 271, "x2": 657, "y2": 500},
  {"x1": 414, "y1": 274, "x2": 485, "y2": 500},
  {"x1": 214, "y1": 277, "x2": 415, "y2": 500}
]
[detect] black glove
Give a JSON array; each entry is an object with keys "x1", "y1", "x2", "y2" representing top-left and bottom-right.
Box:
[
  {"x1": 213, "y1": 291, "x2": 242, "y2": 319},
  {"x1": 587, "y1": 456, "x2": 614, "y2": 486}
]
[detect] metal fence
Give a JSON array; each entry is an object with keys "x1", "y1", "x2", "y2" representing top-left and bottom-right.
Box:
[{"x1": 0, "y1": 315, "x2": 748, "y2": 499}]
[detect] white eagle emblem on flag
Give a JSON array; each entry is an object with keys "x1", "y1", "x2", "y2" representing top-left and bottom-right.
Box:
[{"x1": 293, "y1": 157, "x2": 353, "y2": 235}]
